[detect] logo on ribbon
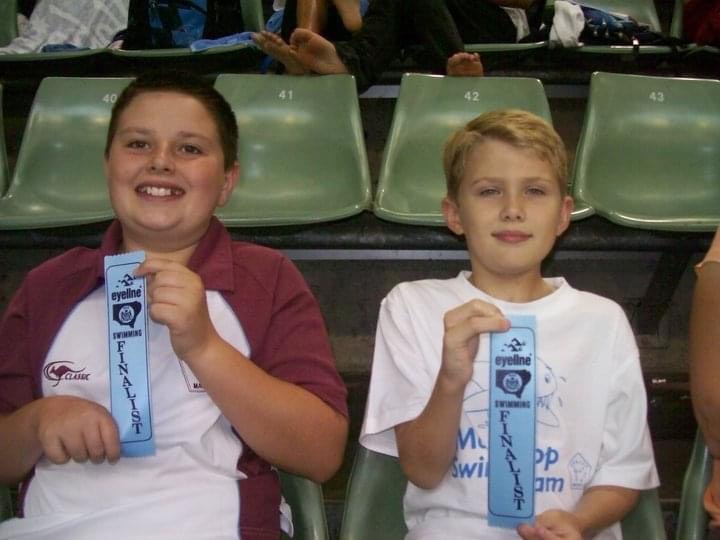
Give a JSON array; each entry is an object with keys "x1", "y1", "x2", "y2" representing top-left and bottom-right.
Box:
[
  {"x1": 113, "y1": 302, "x2": 142, "y2": 328},
  {"x1": 496, "y1": 369, "x2": 532, "y2": 398}
]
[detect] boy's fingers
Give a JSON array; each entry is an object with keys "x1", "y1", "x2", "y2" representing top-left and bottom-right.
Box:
[
  {"x1": 63, "y1": 435, "x2": 89, "y2": 463},
  {"x1": 43, "y1": 437, "x2": 70, "y2": 465},
  {"x1": 445, "y1": 315, "x2": 509, "y2": 346},
  {"x1": 100, "y1": 420, "x2": 121, "y2": 464},
  {"x1": 444, "y1": 299, "x2": 505, "y2": 329},
  {"x1": 134, "y1": 258, "x2": 183, "y2": 277},
  {"x1": 83, "y1": 424, "x2": 108, "y2": 464}
]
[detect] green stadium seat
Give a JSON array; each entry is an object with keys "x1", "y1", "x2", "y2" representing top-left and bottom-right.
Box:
[
  {"x1": 0, "y1": 0, "x2": 17, "y2": 47},
  {"x1": 621, "y1": 489, "x2": 667, "y2": 540},
  {"x1": 676, "y1": 431, "x2": 712, "y2": 540},
  {"x1": 339, "y1": 446, "x2": 407, "y2": 540},
  {"x1": 571, "y1": 71, "x2": 720, "y2": 231},
  {"x1": 240, "y1": 0, "x2": 265, "y2": 33},
  {"x1": 0, "y1": 484, "x2": 11, "y2": 522},
  {"x1": 0, "y1": 84, "x2": 8, "y2": 196},
  {"x1": 214, "y1": 74, "x2": 371, "y2": 226},
  {"x1": 374, "y1": 73, "x2": 572, "y2": 226},
  {"x1": 340, "y1": 446, "x2": 666, "y2": 540},
  {"x1": 0, "y1": 77, "x2": 133, "y2": 229},
  {"x1": 279, "y1": 471, "x2": 329, "y2": 540}
]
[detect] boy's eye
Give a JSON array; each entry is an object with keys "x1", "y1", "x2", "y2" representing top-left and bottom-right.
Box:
[
  {"x1": 477, "y1": 187, "x2": 500, "y2": 196},
  {"x1": 180, "y1": 144, "x2": 203, "y2": 155},
  {"x1": 526, "y1": 186, "x2": 546, "y2": 196},
  {"x1": 127, "y1": 140, "x2": 148, "y2": 150}
]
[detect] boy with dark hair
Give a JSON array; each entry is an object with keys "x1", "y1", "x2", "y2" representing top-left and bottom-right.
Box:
[{"x1": 0, "y1": 70, "x2": 348, "y2": 540}]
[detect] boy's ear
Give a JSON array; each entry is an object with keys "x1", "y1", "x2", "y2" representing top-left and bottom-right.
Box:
[
  {"x1": 442, "y1": 196, "x2": 464, "y2": 236},
  {"x1": 217, "y1": 161, "x2": 240, "y2": 207},
  {"x1": 556, "y1": 195, "x2": 574, "y2": 236}
]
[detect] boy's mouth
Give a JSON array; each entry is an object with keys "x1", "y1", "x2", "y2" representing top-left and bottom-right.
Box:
[
  {"x1": 493, "y1": 231, "x2": 532, "y2": 243},
  {"x1": 136, "y1": 185, "x2": 185, "y2": 197}
]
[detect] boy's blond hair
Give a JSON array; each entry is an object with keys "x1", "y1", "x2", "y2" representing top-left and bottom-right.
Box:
[{"x1": 443, "y1": 109, "x2": 568, "y2": 201}]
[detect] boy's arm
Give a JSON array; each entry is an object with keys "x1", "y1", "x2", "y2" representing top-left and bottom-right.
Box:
[
  {"x1": 517, "y1": 485, "x2": 638, "y2": 539},
  {"x1": 689, "y1": 230, "x2": 720, "y2": 458},
  {"x1": 689, "y1": 228, "x2": 720, "y2": 507},
  {"x1": 394, "y1": 300, "x2": 508, "y2": 489},
  {"x1": 137, "y1": 258, "x2": 347, "y2": 484},
  {"x1": 0, "y1": 396, "x2": 120, "y2": 485}
]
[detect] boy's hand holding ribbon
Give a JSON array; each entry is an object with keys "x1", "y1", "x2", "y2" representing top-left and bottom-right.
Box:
[
  {"x1": 135, "y1": 258, "x2": 218, "y2": 363},
  {"x1": 395, "y1": 299, "x2": 509, "y2": 490}
]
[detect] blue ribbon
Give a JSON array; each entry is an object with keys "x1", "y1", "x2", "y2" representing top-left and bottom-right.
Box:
[
  {"x1": 105, "y1": 251, "x2": 155, "y2": 458},
  {"x1": 488, "y1": 315, "x2": 536, "y2": 528}
]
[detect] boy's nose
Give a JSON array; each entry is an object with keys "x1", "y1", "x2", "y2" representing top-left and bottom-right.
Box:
[
  {"x1": 148, "y1": 146, "x2": 174, "y2": 173},
  {"x1": 500, "y1": 195, "x2": 525, "y2": 221}
]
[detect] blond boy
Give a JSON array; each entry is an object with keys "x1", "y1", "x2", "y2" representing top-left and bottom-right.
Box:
[{"x1": 361, "y1": 110, "x2": 658, "y2": 539}]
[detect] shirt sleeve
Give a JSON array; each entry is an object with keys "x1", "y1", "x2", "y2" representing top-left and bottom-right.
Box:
[
  {"x1": 258, "y1": 256, "x2": 348, "y2": 418},
  {"x1": 360, "y1": 286, "x2": 437, "y2": 457},
  {"x1": 0, "y1": 282, "x2": 35, "y2": 414},
  {"x1": 589, "y1": 312, "x2": 660, "y2": 490}
]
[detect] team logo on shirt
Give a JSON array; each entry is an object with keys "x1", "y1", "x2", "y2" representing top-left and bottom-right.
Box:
[
  {"x1": 568, "y1": 453, "x2": 593, "y2": 490},
  {"x1": 43, "y1": 361, "x2": 90, "y2": 387}
]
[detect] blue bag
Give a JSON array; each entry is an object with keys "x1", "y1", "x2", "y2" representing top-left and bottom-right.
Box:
[{"x1": 124, "y1": 0, "x2": 245, "y2": 49}]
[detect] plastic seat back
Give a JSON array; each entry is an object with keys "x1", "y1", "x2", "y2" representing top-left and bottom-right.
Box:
[
  {"x1": 0, "y1": 84, "x2": 8, "y2": 196},
  {"x1": 571, "y1": 72, "x2": 720, "y2": 231},
  {"x1": 279, "y1": 472, "x2": 329, "y2": 540},
  {"x1": 676, "y1": 430, "x2": 712, "y2": 540},
  {"x1": 621, "y1": 488, "x2": 668, "y2": 540},
  {"x1": 0, "y1": 77, "x2": 132, "y2": 229},
  {"x1": 374, "y1": 74, "x2": 552, "y2": 225},
  {"x1": 214, "y1": 74, "x2": 371, "y2": 226},
  {"x1": 0, "y1": 0, "x2": 17, "y2": 47},
  {"x1": 340, "y1": 446, "x2": 665, "y2": 540},
  {"x1": 339, "y1": 446, "x2": 407, "y2": 540},
  {"x1": 241, "y1": 0, "x2": 264, "y2": 32},
  {"x1": 0, "y1": 484, "x2": 11, "y2": 522}
]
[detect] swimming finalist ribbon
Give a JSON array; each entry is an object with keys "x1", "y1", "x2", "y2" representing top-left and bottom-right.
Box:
[
  {"x1": 488, "y1": 315, "x2": 536, "y2": 528},
  {"x1": 105, "y1": 251, "x2": 155, "y2": 457}
]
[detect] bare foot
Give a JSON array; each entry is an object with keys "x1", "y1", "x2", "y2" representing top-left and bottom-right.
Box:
[
  {"x1": 331, "y1": 0, "x2": 362, "y2": 33},
  {"x1": 290, "y1": 28, "x2": 349, "y2": 75},
  {"x1": 252, "y1": 31, "x2": 308, "y2": 75},
  {"x1": 446, "y1": 52, "x2": 484, "y2": 77}
]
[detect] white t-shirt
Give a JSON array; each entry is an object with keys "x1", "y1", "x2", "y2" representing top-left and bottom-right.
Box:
[
  {"x1": 0, "y1": 287, "x2": 287, "y2": 540},
  {"x1": 361, "y1": 272, "x2": 659, "y2": 540}
]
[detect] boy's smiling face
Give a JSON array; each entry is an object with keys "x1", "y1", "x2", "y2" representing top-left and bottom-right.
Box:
[
  {"x1": 443, "y1": 138, "x2": 573, "y2": 294},
  {"x1": 105, "y1": 91, "x2": 238, "y2": 253}
]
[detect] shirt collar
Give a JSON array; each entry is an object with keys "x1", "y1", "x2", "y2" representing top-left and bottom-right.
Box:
[{"x1": 96, "y1": 217, "x2": 235, "y2": 293}]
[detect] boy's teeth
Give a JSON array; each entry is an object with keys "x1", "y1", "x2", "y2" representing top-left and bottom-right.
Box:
[{"x1": 140, "y1": 186, "x2": 177, "y2": 197}]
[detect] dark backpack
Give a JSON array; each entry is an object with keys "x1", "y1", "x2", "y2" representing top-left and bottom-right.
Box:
[
  {"x1": 123, "y1": 0, "x2": 245, "y2": 50},
  {"x1": 578, "y1": 5, "x2": 674, "y2": 46}
]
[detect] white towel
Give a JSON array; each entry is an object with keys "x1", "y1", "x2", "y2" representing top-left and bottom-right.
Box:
[{"x1": 549, "y1": 0, "x2": 585, "y2": 48}]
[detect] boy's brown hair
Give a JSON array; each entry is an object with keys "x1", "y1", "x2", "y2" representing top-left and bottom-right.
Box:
[
  {"x1": 443, "y1": 109, "x2": 568, "y2": 201},
  {"x1": 104, "y1": 70, "x2": 238, "y2": 171}
]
